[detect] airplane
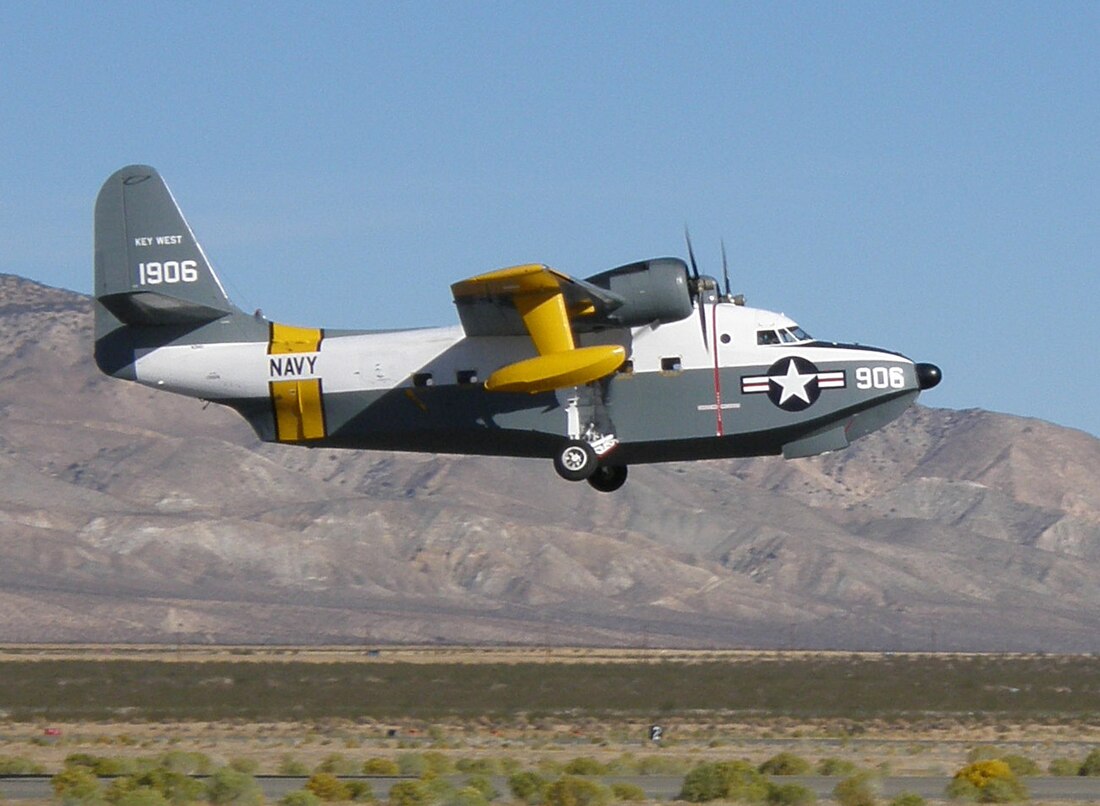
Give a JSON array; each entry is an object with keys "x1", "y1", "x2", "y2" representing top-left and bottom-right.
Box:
[{"x1": 93, "y1": 165, "x2": 942, "y2": 493}]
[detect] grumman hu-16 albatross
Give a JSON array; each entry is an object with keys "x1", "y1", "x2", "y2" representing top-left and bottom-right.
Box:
[{"x1": 94, "y1": 165, "x2": 942, "y2": 492}]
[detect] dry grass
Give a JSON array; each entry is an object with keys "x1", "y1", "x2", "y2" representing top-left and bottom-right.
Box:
[{"x1": 0, "y1": 646, "x2": 1097, "y2": 780}]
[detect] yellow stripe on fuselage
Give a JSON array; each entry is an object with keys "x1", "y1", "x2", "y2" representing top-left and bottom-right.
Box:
[
  {"x1": 268, "y1": 323, "x2": 325, "y2": 442},
  {"x1": 269, "y1": 322, "x2": 323, "y2": 354}
]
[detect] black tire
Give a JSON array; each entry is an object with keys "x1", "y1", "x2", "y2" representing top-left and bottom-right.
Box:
[
  {"x1": 553, "y1": 439, "x2": 598, "y2": 481},
  {"x1": 587, "y1": 464, "x2": 628, "y2": 493}
]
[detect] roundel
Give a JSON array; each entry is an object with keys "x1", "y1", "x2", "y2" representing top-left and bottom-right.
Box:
[{"x1": 765, "y1": 356, "x2": 821, "y2": 411}]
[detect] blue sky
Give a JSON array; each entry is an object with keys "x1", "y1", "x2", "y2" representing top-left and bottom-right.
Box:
[{"x1": 1, "y1": 3, "x2": 1097, "y2": 436}]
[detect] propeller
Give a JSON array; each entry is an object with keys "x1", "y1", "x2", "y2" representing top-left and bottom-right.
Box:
[
  {"x1": 684, "y1": 226, "x2": 708, "y2": 348},
  {"x1": 721, "y1": 240, "x2": 731, "y2": 299}
]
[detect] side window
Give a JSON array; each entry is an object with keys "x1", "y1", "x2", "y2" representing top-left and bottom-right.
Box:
[
  {"x1": 757, "y1": 330, "x2": 780, "y2": 345},
  {"x1": 412, "y1": 372, "x2": 434, "y2": 387},
  {"x1": 617, "y1": 359, "x2": 634, "y2": 376},
  {"x1": 660, "y1": 356, "x2": 683, "y2": 373},
  {"x1": 456, "y1": 369, "x2": 479, "y2": 385}
]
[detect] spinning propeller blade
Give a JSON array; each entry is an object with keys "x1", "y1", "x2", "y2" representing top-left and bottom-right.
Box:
[
  {"x1": 684, "y1": 227, "x2": 707, "y2": 349},
  {"x1": 721, "y1": 240, "x2": 731, "y2": 299}
]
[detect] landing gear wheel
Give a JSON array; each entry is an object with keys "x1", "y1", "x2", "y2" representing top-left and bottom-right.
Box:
[
  {"x1": 553, "y1": 439, "x2": 598, "y2": 481},
  {"x1": 587, "y1": 464, "x2": 628, "y2": 493}
]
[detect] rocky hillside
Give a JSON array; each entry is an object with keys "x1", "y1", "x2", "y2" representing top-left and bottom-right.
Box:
[{"x1": 1, "y1": 274, "x2": 1097, "y2": 650}]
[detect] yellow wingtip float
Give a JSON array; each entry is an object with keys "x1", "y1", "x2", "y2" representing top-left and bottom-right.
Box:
[
  {"x1": 453, "y1": 264, "x2": 625, "y2": 394},
  {"x1": 485, "y1": 344, "x2": 627, "y2": 393}
]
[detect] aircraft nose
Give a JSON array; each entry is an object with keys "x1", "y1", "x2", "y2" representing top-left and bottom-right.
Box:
[{"x1": 916, "y1": 362, "x2": 942, "y2": 390}]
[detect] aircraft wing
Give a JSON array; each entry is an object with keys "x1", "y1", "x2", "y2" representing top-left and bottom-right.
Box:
[
  {"x1": 451, "y1": 264, "x2": 624, "y2": 337},
  {"x1": 451, "y1": 264, "x2": 627, "y2": 393}
]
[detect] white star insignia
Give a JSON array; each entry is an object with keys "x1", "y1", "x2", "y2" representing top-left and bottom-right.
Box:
[{"x1": 771, "y1": 359, "x2": 815, "y2": 405}]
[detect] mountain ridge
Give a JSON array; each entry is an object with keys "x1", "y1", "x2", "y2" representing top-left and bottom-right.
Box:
[{"x1": 0, "y1": 273, "x2": 1097, "y2": 650}]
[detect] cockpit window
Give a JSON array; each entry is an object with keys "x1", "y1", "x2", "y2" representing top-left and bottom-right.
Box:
[
  {"x1": 780, "y1": 329, "x2": 797, "y2": 343},
  {"x1": 757, "y1": 330, "x2": 781, "y2": 345},
  {"x1": 789, "y1": 326, "x2": 812, "y2": 341}
]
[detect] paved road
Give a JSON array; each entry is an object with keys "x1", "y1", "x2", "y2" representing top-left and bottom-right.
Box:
[{"x1": 5, "y1": 774, "x2": 1100, "y2": 801}]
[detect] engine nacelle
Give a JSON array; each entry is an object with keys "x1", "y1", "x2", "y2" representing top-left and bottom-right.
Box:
[{"x1": 585, "y1": 258, "x2": 694, "y2": 327}]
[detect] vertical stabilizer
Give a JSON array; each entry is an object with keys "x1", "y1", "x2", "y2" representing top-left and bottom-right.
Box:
[
  {"x1": 94, "y1": 165, "x2": 242, "y2": 330},
  {"x1": 94, "y1": 165, "x2": 261, "y2": 377}
]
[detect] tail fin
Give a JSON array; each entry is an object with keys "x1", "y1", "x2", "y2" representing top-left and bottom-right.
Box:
[
  {"x1": 94, "y1": 165, "x2": 242, "y2": 328},
  {"x1": 94, "y1": 166, "x2": 264, "y2": 377}
]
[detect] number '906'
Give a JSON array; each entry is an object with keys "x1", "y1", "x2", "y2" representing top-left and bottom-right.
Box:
[{"x1": 855, "y1": 366, "x2": 905, "y2": 390}]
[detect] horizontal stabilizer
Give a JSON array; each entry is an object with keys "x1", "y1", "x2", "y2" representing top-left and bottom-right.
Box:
[{"x1": 98, "y1": 290, "x2": 232, "y2": 326}]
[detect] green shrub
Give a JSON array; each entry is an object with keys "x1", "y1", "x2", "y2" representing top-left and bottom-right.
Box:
[
  {"x1": 0, "y1": 755, "x2": 45, "y2": 775},
  {"x1": 65, "y1": 754, "x2": 104, "y2": 771},
  {"x1": 444, "y1": 787, "x2": 487, "y2": 806},
  {"x1": 421, "y1": 752, "x2": 454, "y2": 777},
  {"x1": 766, "y1": 783, "x2": 816, "y2": 806},
  {"x1": 833, "y1": 772, "x2": 879, "y2": 806},
  {"x1": 609, "y1": 783, "x2": 645, "y2": 802},
  {"x1": 157, "y1": 752, "x2": 214, "y2": 776},
  {"x1": 544, "y1": 776, "x2": 611, "y2": 806},
  {"x1": 816, "y1": 758, "x2": 857, "y2": 777},
  {"x1": 423, "y1": 777, "x2": 456, "y2": 803},
  {"x1": 281, "y1": 792, "x2": 322, "y2": 806},
  {"x1": 509, "y1": 771, "x2": 547, "y2": 804},
  {"x1": 388, "y1": 780, "x2": 434, "y2": 806},
  {"x1": 980, "y1": 779, "x2": 1027, "y2": 803},
  {"x1": 65, "y1": 755, "x2": 138, "y2": 777},
  {"x1": 317, "y1": 754, "x2": 358, "y2": 776},
  {"x1": 945, "y1": 779, "x2": 980, "y2": 802},
  {"x1": 1081, "y1": 749, "x2": 1100, "y2": 776},
  {"x1": 306, "y1": 773, "x2": 352, "y2": 802},
  {"x1": 230, "y1": 758, "x2": 260, "y2": 775},
  {"x1": 563, "y1": 758, "x2": 606, "y2": 776},
  {"x1": 396, "y1": 752, "x2": 453, "y2": 778},
  {"x1": 947, "y1": 761, "x2": 1027, "y2": 803},
  {"x1": 888, "y1": 794, "x2": 925, "y2": 806},
  {"x1": 112, "y1": 788, "x2": 169, "y2": 806},
  {"x1": 499, "y1": 758, "x2": 522, "y2": 775},
  {"x1": 1048, "y1": 757, "x2": 1080, "y2": 776},
  {"x1": 759, "y1": 753, "x2": 812, "y2": 776},
  {"x1": 679, "y1": 760, "x2": 769, "y2": 803},
  {"x1": 205, "y1": 768, "x2": 264, "y2": 806},
  {"x1": 455, "y1": 758, "x2": 499, "y2": 775},
  {"x1": 347, "y1": 781, "x2": 375, "y2": 802},
  {"x1": 999, "y1": 755, "x2": 1039, "y2": 777},
  {"x1": 107, "y1": 770, "x2": 204, "y2": 806},
  {"x1": 364, "y1": 758, "x2": 400, "y2": 776},
  {"x1": 53, "y1": 767, "x2": 105, "y2": 806},
  {"x1": 280, "y1": 756, "x2": 311, "y2": 776},
  {"x1": 397, "y1": 755, "x2": 428, "y2": 777},
  {"x1": 462, "y1": 776, "x2": 497, "y2": 801},
  {"x1": 536, "y1": 760, "x2": 565, "y2": 777}
]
